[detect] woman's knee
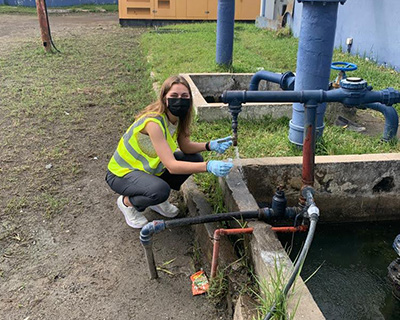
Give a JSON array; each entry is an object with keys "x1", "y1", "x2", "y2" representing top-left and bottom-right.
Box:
[
  {"x1": 174, "y1": 151, "x2": 203, "y2": 163},
  {"x1": 154, "y1": 185, "x2": 170, "y2": 203},
  {"x1": 146, "y1": 179, "x2": 171, "y2": 203},
  {"x1": 190, "y1": 153, "x2": 204, "y2": 162}
]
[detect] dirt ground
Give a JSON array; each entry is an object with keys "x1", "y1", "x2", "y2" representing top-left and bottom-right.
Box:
[{"x1": 0, "y1": 13, "x2": 226, "y2": 320}]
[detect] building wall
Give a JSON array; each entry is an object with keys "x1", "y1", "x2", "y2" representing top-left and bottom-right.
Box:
[
  {"x1": 2, "y1": 0, "x2": 116, "y2": 7},
  {"x1": 293, "y1": 0, "x2": 400, "y2": 70}
]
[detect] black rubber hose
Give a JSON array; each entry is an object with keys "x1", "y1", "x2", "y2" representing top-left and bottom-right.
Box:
[
  {"x1": 43, "y1": 0, "x2": 61, "y2": 53},
  {"x1": 263, "y1": 215, "x2": 318, "y2": 320},
  {"x1": 164, "y1": 209, "x2": 270, "y2": 229}
]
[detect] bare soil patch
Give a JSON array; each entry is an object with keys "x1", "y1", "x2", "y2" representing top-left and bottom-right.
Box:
[{"x1": 0, "y1": 13, "x2": 225, "y2": 320}]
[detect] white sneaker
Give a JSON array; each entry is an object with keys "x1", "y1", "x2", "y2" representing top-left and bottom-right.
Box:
[
  {"x1": 117, "y1": 196, "x2": 148, "y2": 228},
  {"x1": 150, "y1": 200, "x2": 179, "y2": 218}
]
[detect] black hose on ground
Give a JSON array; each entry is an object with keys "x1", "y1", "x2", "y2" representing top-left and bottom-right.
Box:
[
  {"x1": 43, "y1": 0, "x2": 61, "y2": 53},
  {"x1": 164, "y1": 209, "x2": 272, "y2": 229}
]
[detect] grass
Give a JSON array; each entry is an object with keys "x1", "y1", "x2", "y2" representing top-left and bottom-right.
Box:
[
  {"x1": 252, "y1": 258, "x2": 298, "y2": 320},
  {"x1": 142, "y1": 23, "x2": 400, "y2": 159},
  {"x1": 0, "y1": 22, "x2": 154, "y2": 250},
  {"x1": 141, "y1": 22, "x2": 400, "y2": 90},
  {"x1": 207, "y1": 269, "x2": 229, "y2": 306},
  {"x1": 141, "y1": 23, "x2": 298, "y2": 82},
  {"x1": 0, "y1": 4, "x2": 118, "y2": 14}
]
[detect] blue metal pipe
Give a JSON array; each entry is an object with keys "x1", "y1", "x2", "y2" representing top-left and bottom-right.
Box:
[
  {"x1": 260, "y1": 0, "x2": 266, "y2": 17},
  {"x1": 363, "y1": 103, "x2": 399, "y2": 141},
  {"x1": 222, "y1": 86, "x2": 400, "y2": 107},
  {"x1": 222, "y1": 79, "x2": 400, "y2": 144},
  {"x1": 216, "y1": 0, "x2": 235, "y2": 66},
  {"x1": 289, "y1": 0, "x2": 346, "y2": 146},
  {"x1": 249, "y1": 70, "x2": 296, "y2": 91}
]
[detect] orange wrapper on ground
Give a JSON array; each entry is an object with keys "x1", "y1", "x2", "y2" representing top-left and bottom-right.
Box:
[{"x1": 190, "y1": 270, "x2": 209, "y2": 296}]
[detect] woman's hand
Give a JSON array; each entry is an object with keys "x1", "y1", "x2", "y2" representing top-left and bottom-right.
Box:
[
  {"x1": 209, "y1": 136, "x2": 233, "y2": 154},
  {"x1": 206, "y1": 160, "x2": 233, "y2": 177}
]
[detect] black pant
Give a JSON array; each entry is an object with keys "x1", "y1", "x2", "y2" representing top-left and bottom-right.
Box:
[{"x1": 105, "y1": 151, "x2": 203, "y2": 212}]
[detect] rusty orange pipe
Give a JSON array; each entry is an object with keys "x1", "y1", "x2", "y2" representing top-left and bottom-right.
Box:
[
  {"x1": 271, "y1": 225, "x2": 308, "y2": 233},
  {"x1": 210, "y1": 228, "x2": 254, "y2": 279}
]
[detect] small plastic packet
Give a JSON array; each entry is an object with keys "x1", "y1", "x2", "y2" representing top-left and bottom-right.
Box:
[{"x1": 190, "y1": 270, "x2": 209, "y2": 296}]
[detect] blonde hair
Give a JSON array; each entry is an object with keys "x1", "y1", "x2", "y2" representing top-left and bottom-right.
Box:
[{"x1": 136, "y1": 75, "x2": 193, "y2": 137}]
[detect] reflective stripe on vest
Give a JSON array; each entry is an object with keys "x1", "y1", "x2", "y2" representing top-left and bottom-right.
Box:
[{"x1": 108, "y1": 113, "x2": 177, "y2": 177}]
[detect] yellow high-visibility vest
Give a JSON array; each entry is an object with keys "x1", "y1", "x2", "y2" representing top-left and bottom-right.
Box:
[{"x1": 108, "y1": 113, "x2": 178, "y2": 177}]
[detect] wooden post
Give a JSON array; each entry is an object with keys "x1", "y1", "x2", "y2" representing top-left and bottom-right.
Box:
[{"x1": 35, "y1": 0, "x2": 52, "y2": 53}]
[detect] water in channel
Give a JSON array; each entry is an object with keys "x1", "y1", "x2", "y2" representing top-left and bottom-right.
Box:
[
  {"x1": 233, "y1": 146, "x2": 246, "y2": 183},
  {"x1": 278, "y1": 220, "x2": 400, "y2": 320}
]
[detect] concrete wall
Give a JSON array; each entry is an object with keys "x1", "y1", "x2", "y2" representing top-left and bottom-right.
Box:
[
  {"x1": 2, "y1": 0, "x2": 116, "y2": 7},
  {"x1": 240, "y1": 153, "x2": 400, "y2": 223},
  {"x1": 293, "y1": 0, "x2": 400, "y2": 70},
  {"x1": 182, "y1": 73, "x2": 295, "y2": 122}
]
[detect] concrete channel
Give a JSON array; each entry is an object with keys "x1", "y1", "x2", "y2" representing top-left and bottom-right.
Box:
[{"x1": 178, "y1": 73, "x2": 400, "y2": 319}]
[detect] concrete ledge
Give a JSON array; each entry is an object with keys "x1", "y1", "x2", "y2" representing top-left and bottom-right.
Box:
[
  {"x1": 181, "y1": 73, "x2": 293, "y2": 121},
  {"x1": 181, "y1": 177, "x2": 237, "y2": 274}
]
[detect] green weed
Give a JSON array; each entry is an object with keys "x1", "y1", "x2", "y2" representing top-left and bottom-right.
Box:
[
  {"x1": 252, "y1": 257, "x2": 298, "y2": 320},
  {"x1": 207, "y1": 269, "x2": 229, "y2": 305},
  {"x1": 4, "y1": 197, "x2": 28, "y2": 216},
  {"x1": 193, "y1": 174, "x2": 227, "y2": 213},
  {"x1": 35, "y1": 192, "x2": 68, "y2": 219}
]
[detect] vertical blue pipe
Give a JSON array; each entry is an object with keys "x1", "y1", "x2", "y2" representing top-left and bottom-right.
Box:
[
  {"x1": 289, "y1": 0, "x2": 346, "y2": 146},
  {"x1": 260, "y1": 0, "x2": 266, "y2": 17},
  {"x1": 216, "y1": 0, "x2": 235, "y2": 66}
]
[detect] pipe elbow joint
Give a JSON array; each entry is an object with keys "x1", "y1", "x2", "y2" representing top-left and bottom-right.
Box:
[
  {"x1": 249, "y1": 72, "x2": 266, "y2": 91},
  {"x1": 364, "y1": 103, "x2": 399, "y2": 141},
  {"x1": 140, "y1": 220, "x2": 166, "y2": 246}
]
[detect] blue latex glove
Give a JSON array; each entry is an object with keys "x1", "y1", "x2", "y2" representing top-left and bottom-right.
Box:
[
  {"x1": 209, "y1": 136, "x2": 233, "y2": 154},
  {"x1": 206, "y1": 160, "x2": 233, "y2": 177}
]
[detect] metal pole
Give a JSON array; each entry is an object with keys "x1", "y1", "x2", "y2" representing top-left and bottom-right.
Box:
[
  {"x1": 289, "y1": 0, "x2": 346, "y2": 146},
  {"x1": 260, "y1": 0, "x2": 266, "y2": 17},
  {"x1": 216, "y1": 0, "x2": 235, "y2": 66},
  {"x1": 35, "y1": 0, "x2": 52, "y2": 53}
]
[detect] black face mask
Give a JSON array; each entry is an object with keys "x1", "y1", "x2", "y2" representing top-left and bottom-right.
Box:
[{"x1": 167, "y1": 98, "x2": 191, "y2": 120}]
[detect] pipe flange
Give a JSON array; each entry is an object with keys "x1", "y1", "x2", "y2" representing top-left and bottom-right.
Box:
[
  {"x1": 340, "y1": 77, "x2": 368, "y2": 90},
  {"x1": 280, "y1": 71, "x2": 295, "y2": 91}
]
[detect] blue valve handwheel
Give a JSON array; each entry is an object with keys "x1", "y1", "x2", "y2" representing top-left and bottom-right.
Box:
[{"x1": 331, "y1": 61, "x2": 358, "y2": 71}]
